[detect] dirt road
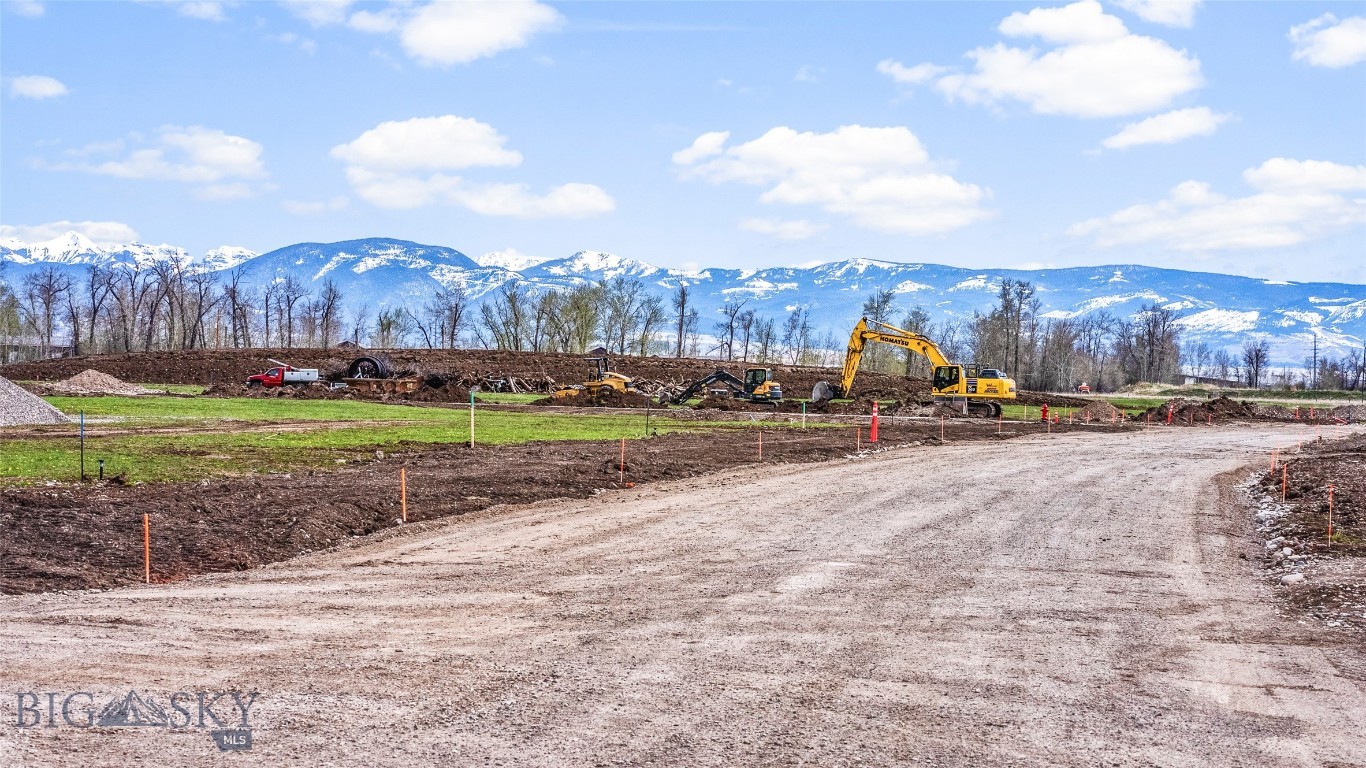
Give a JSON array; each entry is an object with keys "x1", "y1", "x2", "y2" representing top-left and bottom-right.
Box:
[{"x1": 2, "y1": 426, "x2": 1363, "y2": 766}]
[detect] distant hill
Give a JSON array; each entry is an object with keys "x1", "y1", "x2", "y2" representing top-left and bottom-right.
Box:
[{"x1": 3, "y1": 233, "x2": 1362, "y2": 365}]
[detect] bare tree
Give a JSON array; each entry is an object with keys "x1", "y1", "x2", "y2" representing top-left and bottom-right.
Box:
[
  {"x1": 280, "y1": 274, "x2": 309, "y2": 348},
  {"x1": 1242, "y1": 339, "x2": 1270, "y2": 387},
  {"x1": 317, "y1": 279, "x2": 344, "y2": 348},
  {"x1": 713, "y1": 300, "x2": 748, "y2": 360},
  {"x1": 22, "y1": 266, "x2": 72, "y2": 356},
  {"x1": 672, "y1": 283, "x2": 691, "y2": 358},
  {"x1": 349, "y1": 303, "x2": 371, "y2": 346}
]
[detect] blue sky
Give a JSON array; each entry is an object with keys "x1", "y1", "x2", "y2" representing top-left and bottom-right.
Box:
[{"x1": 2, "y1": 0, "x2": 1364, "y2": 282}]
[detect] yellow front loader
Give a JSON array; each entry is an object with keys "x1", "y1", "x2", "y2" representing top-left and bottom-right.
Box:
[{"x1": 815, "y1": 317, "x2": 1017, "y2": 417}]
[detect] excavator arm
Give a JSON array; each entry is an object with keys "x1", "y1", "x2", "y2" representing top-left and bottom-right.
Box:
[
  {"x1": 670, "y1": 369, "x2": 748, "y2": 405},
  {"x1": 838, "y1": 318, "x2": 951, "y2": 397}
]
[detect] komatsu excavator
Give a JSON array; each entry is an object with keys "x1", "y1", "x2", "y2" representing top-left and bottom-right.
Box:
[{"x1": 813, "y1": 317, "x2": 1017, "y2": 417}]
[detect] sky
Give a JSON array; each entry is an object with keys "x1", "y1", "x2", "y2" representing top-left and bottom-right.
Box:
[{"x1": 2, "y1": 0, "x2": 1364, "y2": 283}]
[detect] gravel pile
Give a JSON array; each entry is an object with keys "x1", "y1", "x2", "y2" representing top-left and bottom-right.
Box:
[
  {"x1": 0, "y1": 375, "x2": 71, "y2": 427},
  {"x1": 46, "y1": 369, "x2": 159, "y2": 396}
]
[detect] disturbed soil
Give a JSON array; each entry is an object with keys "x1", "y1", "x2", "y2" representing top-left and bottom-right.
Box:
[
  {"x1": 1, "y1": 426, "x2": 1363, "y2": 766},
  {"x1": 0, "y1": 347, "x2": 938, "y2": 402},
  {"x1": 1248, "y1": 432, "x2": 1366, "y2": 631},
  {"x1": 0, "y1": 418, "x2": 1108, "y2": 595}
]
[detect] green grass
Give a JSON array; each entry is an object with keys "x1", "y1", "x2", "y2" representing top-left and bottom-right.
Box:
[
  {"x1": 473, "y1": 392, "x2": 547, "y2": 404},
  {"x1": 45, "y1": 394, "x2": 468, "y2": 427},
  {"x1": 2, "y1": 404, "x2": 717, "y2": 484},
  {"x1": 8, "y1": 393, "x2": 844, "y2": 485}
]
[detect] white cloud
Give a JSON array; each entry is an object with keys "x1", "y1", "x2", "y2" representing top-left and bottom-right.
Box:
[
  {"x1": 1100, "y1": 106, "x2": 1231, "y2": 149},
  {"x1": 284, "y1": 0, "x2": 561, "y2": 65},
  {"x1": 922, "y1": 0, "x2": 1201, "y2": 118},
  {"x1": 1068, "y1": 158, "x2": 1366, "y2": 251},
  {"x1": 270, "y1": 32, "x2": 317, "y2": 54},
  {"x1": 331, "y1": 115, "x2": 523, "y2": 172},
  {"x1": 671, "y1": 131, "x2": 729, "y2": 165},
  {"x1": 42, "y1": 126, "x2": 270, "y2": 200},
  {"x1": 1113, "y1": 0, "x2": 1201, "y2": 28},
  {"x1": 876, "y1": 59, "x2": 949, "y2": 85},
  {"x1": 333, "y1": 115, "x2": 613, "y2": 217},
  {"x1": 400, "y1": 0, "x2": 562, "y2": 66},
  {"x1": 175, "y1": 1, "x2": 227, "y2": 22},
  {"x1": 999, "y1": 0, "x2": 1128, "y2": 44},
  {"x1": 348, "y1": 8, "x2": 399, "y2": 34},
  {"x1": 285, "y1": 0, "x2": 352, "y2": 27},
  {"x1": 1242, "y1": 158, "x2": 1366, "y2": 193},
  {"x1": 740, "y1": 218, "x2": 828, "y2": 240},
  {"x1": 0, "y1": 220, "x2": 140, "y2": 246},
  {"x1": 282, "y1": 196, "x2": 349, "y2": 215},
  {"x1": 794, "y1": 65, "x2": 823, "y2": 83},
  {"x1": 1289, "y1": 14, "x2": 1366, "y2": 68},
  {"x1": 9, "y1": 75, "x2": 68, "y2": 99},
  {"x1": 675, "y1": 125, "x2": 992, "y2": 235},
  {"x1": 7, "y1": 1, "x2": 44, "y2": 17}
]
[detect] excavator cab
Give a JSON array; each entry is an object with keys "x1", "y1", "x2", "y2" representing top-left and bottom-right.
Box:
[
  {"x1": 933, "y1": 365, "x2": 961, "y2": 393},
  {"x1": 743, "y1": 367, "x2": 783, "y2": 401}
]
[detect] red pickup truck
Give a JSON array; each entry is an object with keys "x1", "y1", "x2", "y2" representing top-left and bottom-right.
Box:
[{"x1": 246, "y1": 364, "x2": 319, "y2": 388}]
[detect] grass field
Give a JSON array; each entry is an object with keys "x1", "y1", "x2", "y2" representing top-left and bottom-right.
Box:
[{"x1": 0, "y1": 394, "x2": 820, "y2": 485}]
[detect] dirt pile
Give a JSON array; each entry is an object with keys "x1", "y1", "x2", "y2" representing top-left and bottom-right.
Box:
[
  {"x1": 45, "y1": 369, "x2": 160, "y2": 396},
  {"x1": 1329, "y1": 404, "x2": 1366, "y2": 422},
  {"x1": 533, "y1": 388, "x2": 658, "y2": 408},
  {"x1": 1074, "y1": 400, "x2": 1125, "y2": 423},
  {"x1": 1015, "y1": 391, "x2": 1091, "y2": 407},
  {"x1": 1254, "y1": 403, "x2": 1296, "y2": 420},
  {"x1": 1141, "y1": 395, "x2": 1260, "y2": 423},
  {"x1": 0, "y1": 376, "x2": 71, "y2": 427}
]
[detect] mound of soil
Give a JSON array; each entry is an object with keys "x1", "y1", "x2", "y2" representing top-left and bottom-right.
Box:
[
  {"x1": 1329, "y1": 404, "x2": 1366, "y2": 423},
  {"x1": 1074, "y1": 400, "x2": 1125, "y2": 423},
  {"x1": 1014, "y1": 391, "x2": 1091, "y2": 407},
  {"x1": 1140, "y1": 395, "x2": 1260, "y2": 423},
  {"x1": 534, "y1": 388, "x2": 658, "y2": 408},
  {"x1": 45, "y1": 369, "x2": 160, "y2": 396},
  {"x1": 1255, "y1": 404, "x2": 1296, "y2": 420}
]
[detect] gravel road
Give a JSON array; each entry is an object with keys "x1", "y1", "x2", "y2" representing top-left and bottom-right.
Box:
[{"x1": 2, "y1": 425, "x2": 1363, "y2": 766}]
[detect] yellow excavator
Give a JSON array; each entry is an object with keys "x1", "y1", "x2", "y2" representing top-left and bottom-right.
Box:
[{"x1": 813, "y1": 317, "x2": 1017, "y2": 417}]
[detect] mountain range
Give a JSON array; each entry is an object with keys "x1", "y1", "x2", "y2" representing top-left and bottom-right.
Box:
[{"x1": 2, "y1": 232, "x2": 1363, "y2": 366}]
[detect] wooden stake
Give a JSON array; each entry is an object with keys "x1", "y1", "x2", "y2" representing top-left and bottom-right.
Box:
[
  {"x1": 400, "y1": 467, "x2": 407, "y2": 523},
  {"x1": 940, "y1": 415, "x2": 945, "y2": 442},
  {"x1": 1328, "y1": 484, "x2": 1334, "y2": 544},
  {"x1": 1281, "y1": 463, "x2": 1287, "y2": 502},
  {"x1": 142, "y1": 511, "x2": 150, "y2": 582},
  {"x1": 758, "y1": 430, "x2": 763, "y2": 461},
  {"x1": 469, "y1": 392, "x2": 475, "y2": 448},
  {"x1": 619, "y1": 437, "x2": 626, "y2": 483},
  {"x1": 856, "y1": 427, "x2": 861, "y2": 452}
]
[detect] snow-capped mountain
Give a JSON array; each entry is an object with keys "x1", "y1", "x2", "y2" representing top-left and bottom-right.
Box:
[
  {"x1": 474, "y1": 249, "x2": 548, "y2": 272},
  {"x1": 2, "y1": 233, "x2": 1363, "y2": 364}
]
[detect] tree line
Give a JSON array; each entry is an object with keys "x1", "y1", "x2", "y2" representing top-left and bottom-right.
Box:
[{"x1": 2, "y1": 260, "x2": 1361, "y2": 392}]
